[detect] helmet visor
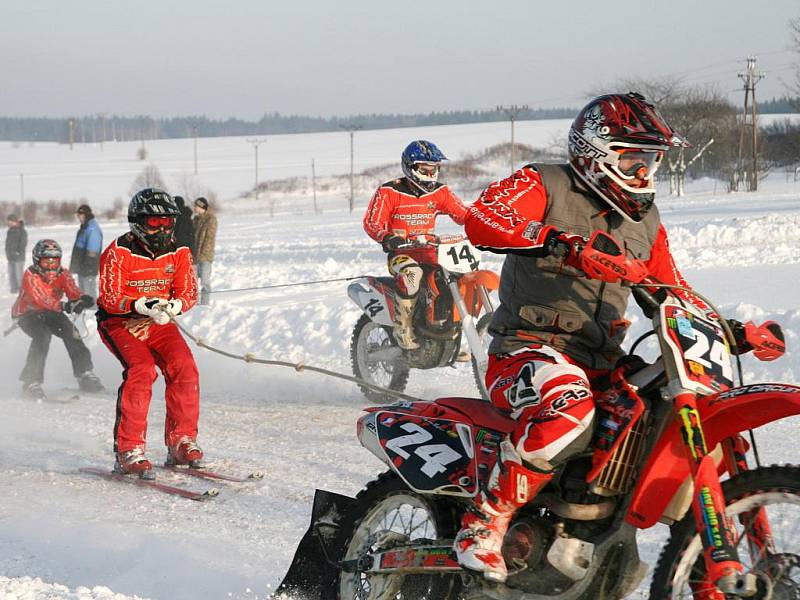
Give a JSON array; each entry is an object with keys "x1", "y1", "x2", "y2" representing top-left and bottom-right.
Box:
[
  {"x1": 614, "y1": 148, "x2": 663, "y2": 180},
  {"x1": 143, "y1": 216, "x2": 176, "y2": 230}
]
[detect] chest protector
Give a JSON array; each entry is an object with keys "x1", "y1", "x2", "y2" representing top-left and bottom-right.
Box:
[{"x1": 489, "y1": 164, "x2": 661, "y2": 370}]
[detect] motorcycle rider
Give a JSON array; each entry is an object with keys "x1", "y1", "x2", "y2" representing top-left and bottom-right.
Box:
[
  {"x1": 96, "y1": 188, "x2": 201, "y2": 479},
  {"x1": 363, "y1": 140, "x2": 468, "y2": 349},
  {"x1": 455, "y1": 92, "x2": 787, "y2": 582}
]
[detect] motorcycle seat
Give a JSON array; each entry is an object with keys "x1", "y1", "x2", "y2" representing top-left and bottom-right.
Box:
[{"x1": 435, "y1": 397, "x2": 517, "y2": 434}]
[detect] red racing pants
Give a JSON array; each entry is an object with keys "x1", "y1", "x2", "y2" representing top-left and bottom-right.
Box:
[
  {"x1": 99, "y1": 318, "x2": 200, "y2": 453},
  {"x1": 487, "y1": 345, "x2": 604, "y2": 468}
]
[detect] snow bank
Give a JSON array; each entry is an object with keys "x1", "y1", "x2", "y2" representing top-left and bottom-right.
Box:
[{"x1": 0, "y1": 576, "x2": 149, "y2": 600}]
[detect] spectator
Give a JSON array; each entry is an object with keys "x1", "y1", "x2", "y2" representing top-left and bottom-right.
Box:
[
  {"x1": 69, "y1": 204, "x2": 103, "y2": 297},
  {"x1": 192, "y1": 197, "x2": 217, "y2": 305},
  {"x1": 172, "y1": 196, "x2": 195, "y2": 253},
  {"x1": 5, "y1": 214, "x2": 27, "y2": 293}
]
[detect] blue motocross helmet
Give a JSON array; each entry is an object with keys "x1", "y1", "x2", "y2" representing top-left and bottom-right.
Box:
[{"x1": 401, "y1": 140, "x2": 448, "y2": 193}]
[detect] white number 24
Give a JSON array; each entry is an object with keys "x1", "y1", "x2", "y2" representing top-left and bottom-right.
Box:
[{"x1": 385, "y1": 422, "x2": 463, "y2": 477}]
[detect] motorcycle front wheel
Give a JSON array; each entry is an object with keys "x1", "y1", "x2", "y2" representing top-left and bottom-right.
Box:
[
  {"x1": 334, "y1": 471, "x2": 462, "y2": 600},
  {"x1": 351, "y1": 313, "x2": 410, "y2": 403},
  {"x1": 650, "y1": 464, "x2": 800, "y2": 599}
]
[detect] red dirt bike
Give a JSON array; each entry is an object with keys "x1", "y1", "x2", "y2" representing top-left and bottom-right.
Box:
[
  {"x1": 277, "y1": 231, "x2": 796, "y2": 600},
  {"x1": 348, "y1": 234, "x2": 499, "y2": 402}
]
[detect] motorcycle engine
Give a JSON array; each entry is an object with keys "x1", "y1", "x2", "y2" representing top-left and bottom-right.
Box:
[{"x1": 502, "y1": 516, "x2": 576, "y2": 593}]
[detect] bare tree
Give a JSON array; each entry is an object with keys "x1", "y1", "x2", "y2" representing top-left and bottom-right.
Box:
[{"x1": 129, "y1": 164, "x2": 166, "y2": 195}]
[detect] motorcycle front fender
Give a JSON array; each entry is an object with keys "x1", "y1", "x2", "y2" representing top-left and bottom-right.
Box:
[{"x1": 626, "y1": 383, "x2": 800, "y2": 529}]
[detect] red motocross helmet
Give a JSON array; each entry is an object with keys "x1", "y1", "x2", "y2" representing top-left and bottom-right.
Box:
[{"x1": 568, "y1": 92, "x2": 690, "y2": 222}]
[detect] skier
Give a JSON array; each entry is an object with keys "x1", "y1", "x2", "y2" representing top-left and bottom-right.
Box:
[
  {"x1": 363, "y1": 140, "x2": 467, "y2": 349},
  {"x1": 455, "y1": 92, "x2": 787, "y2": 582},
  {"x1": 11, "y1": 239, "x2": 102, "y2": 400},
  {"x1": 96, "y1": 188, "x2": 201, "y2": 479}
]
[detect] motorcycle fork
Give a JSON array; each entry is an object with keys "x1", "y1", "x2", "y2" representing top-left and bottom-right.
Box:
[
  {"x1": 721, "y1": 435, "x2": 776, "y2": 569},
  {"x1": 446, "y1": 273, "x2": 489, "y2": 401},
  {"x1": 675, "y1": 393, "x2": 751, "y2": 595}
]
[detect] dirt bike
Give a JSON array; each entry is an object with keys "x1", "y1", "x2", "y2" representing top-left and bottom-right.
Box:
[
  {"x1": 277, "y1": 231, "x2": 797, "y2": 600},
  {"x1": 348, "y1": 234, "x2": 499, "y2": 402}
]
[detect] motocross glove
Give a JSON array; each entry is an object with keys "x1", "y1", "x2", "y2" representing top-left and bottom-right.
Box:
[
  {"x1": 728, "y1": 319, "x2": 786, "y2": 361},
  {"x1": 134, "y1": 297, "x2": 170, "y2": 325},
  {"x1": 543, "y1": 230, "x2": 586, "y2": 269},
  {"x1": 164, "y1": 298, "x2": 183, "y2": 317},
  {"x1": 381, "y1": 234, "x2": 407, "y2": 253}
]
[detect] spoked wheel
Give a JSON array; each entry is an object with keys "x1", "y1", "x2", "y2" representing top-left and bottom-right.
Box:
[
  {"x1": 351, "y1": 313, "x2": 410, "y2": 403},
  {"x1": 651, "y1": 465, "x2": 800, "y2": 599},
  {"x1": 336, "y1": 472, "x2": 461, "y2": 600}
]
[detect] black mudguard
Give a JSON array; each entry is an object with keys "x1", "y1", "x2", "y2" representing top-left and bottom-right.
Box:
[{"x1": 273, "y1": 489, "x2": 356, "y2": 599}]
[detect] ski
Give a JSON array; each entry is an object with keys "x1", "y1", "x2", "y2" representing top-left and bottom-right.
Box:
[
  {"x1": 79, "y1": 467, "x2": 220, "y2": 501},
  {"x1": 159, "y1": 464, "x2": 265, "y2": 483}
]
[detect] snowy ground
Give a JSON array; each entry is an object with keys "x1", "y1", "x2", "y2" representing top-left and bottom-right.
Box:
[{"x1": 1, "y1": 165, "x2": 799, "y2": 598}]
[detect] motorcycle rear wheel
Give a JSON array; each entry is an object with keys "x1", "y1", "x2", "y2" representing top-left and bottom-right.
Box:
[
  {"x1": 351, "y1": 313, "x2": 411, "y2": 403},
  {"x1": 650, "y1": 464, "x2": 800, "y2": 599},
  {"x1": 334, "y1": 471, "x2": 462, "y2": 600}
]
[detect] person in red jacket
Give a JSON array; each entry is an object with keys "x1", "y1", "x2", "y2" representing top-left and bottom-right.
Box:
[
  {"x1": 12, "y1": 239, "x2": 102, "y2": 401},
  {"x1": 363, "y1": 140, "x2": 467, "y2": 349},
  {"x1": 454, "y1": 93, "x2": 787, "y2": 582},
  {"x1": 97, "y1": 188, "x2": 200, "y2": 480}
]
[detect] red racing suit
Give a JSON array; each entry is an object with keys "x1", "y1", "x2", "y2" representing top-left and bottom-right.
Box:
[
  {"x1": 364, "y1": 177, "x2": 467, "y2": 297},
  {"x1": 12, "y1": 267, "x2": 82, "y2": 317},
  {"x1": 96, "y1": 233, "x2": 199, "y2": 454},
  {"x1": 464, "y1": 164, "x2": 702, "y2": 467}
]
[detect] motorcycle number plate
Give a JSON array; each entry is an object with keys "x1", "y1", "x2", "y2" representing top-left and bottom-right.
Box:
[
  {"x1": 437, "y1": 240, "x2": 481, "y2": 274},
  {"x1": 376, "y1": 411, "x2": 477, "y2": 497},
  {"x1": 660, "y1": 303, "x2": 734, "y2": 394}
]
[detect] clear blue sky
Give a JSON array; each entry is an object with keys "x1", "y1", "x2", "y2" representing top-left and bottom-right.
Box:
[{"x1": 2, "y1": 0, "x2": 797, "y2": 119}]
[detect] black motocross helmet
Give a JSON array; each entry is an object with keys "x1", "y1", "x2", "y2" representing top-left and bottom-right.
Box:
[
  {"x1": 128, "y1": 188, "x2": 180, "y2": 253},
  {"x1": 32, "y1": 239, "x2": 63, "y2": 280}
]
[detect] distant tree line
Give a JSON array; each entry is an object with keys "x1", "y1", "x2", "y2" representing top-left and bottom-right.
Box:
[{"x1": 0, "y1": 107, "x2": 581, "y2": 143}]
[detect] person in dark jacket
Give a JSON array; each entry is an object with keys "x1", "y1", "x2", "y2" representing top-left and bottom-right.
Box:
[
  {"x1": 69, "y1": 204, "x2": 103, "y2": 297},
  {"x1": 173, "y1": 196, "x2": 195, "y2": 254},
  {"x1": 5, "y1": 214, "x2": 27, "y2": 293}
]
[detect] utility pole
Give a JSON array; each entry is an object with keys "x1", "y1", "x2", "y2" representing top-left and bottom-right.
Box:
[
  {"x1": 246, "y1": 138, "x2": 268, "y2": 199},
  {"x1": 311, "y1": 158, "x2": 319, "y2": 214},
  {"x1": 736, "y1": 56, "x2": 765, "y2": 192},
  {"x1": 19, "y1": 173, "x2": 24, "y2": 205},
  {"x1": 68, "y1": 119, "x2": 75, "y2": 150},
  {"x1": 192, "y1": 124, "x2": 198, "y2": 174},
  {"x1": 99, "y1": 113, "x2": 107, "y2": 151},
  {"x1": 497, "y1": 104, "x2": 529, "y2": 173},
  {"x1": 340, "y1": 124, "x2": 363, "y2": 212}
]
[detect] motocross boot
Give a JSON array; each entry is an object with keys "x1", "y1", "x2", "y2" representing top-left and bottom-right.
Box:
[
  {"x1": 114, "y1": 447, "x2": 155, "y2": 480},
  {"x1": 392, "y1": 297, "x2": 420, "y2": 350},
  {"x1": 166, "y1": 436, "x2": 206, "y2": 468},
  {"x1": 77, "y1": 371, "x2": 105, "y2": 393},
  {"x1": 454, "y1": 441, "x2": 553, "y2": 583}
]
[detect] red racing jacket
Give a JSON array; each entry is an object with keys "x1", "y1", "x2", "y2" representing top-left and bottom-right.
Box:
[
  {"x1": 12, "y1": 267, "x2": 82, "y2": 318},
  {"x1": 97, "y1": 233, "x2": 197, "y2": 321},
  {"x1": 464, "y1": 165, "x2": 701, "y2": 303},
  {"x1": 363, "y1": 177, "x2": 468, "y2": 242}
]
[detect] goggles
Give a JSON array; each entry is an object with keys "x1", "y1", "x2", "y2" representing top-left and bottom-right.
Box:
[
  {"x1": 413, "y1": 162, "x2": 440, "y2": 179},
  {"x1": 615, "y1": 148, "x2": 662, "y2": 180},
  {"x1": 38, "y1": 257, "x2": 60, "y2": 270},
  {"x1": 142, "y1": 216, "x2": 176, "y2": 230}
]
